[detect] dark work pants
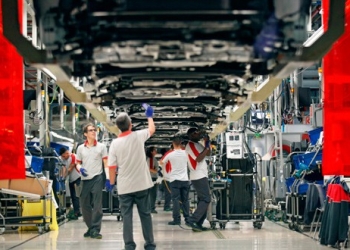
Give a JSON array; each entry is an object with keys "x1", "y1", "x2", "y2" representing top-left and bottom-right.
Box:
[
  {"x1": 80, "y1": 174, "x2": 103, "y2": 233},
  {"x1": 170, "y1": 180, "x2": 190, "y2": 223},
  {"x1": 119, "y1": 189, "x2": 156, "y2": 250},
  {"x1": 163, "y1": 180, "x2": 172, "y2": 210},
  {"x1": 51, "y1": 176, "x2": 60, "y2": 206},
  {"x1": 188, "y1": 177, "x2": 210, "y2": 226},
  {"x1": 149, "y1": 178, "x2": 158, "y2": 211},
  {"x1": 69, "y1": 177, "x2": 81, "y2": 215}
]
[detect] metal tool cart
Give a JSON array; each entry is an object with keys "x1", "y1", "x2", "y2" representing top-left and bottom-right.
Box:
[
  {"x1": 285, "y1": 177, "x2": 308, "y2": 232},
  {"x1": 44, "y1": 154, "x2": 67, "y2": 224},
  {"x1": 285, "y1": 142, "x2": 323, "y2": 232},
  {"x1": 102, "y1": 174, "x2": 122, "y2": 221},
  {"x1": 102, "y1": 189, "x2": 122, "y2": 221},
  {"x1": 0, "y1": 174, "x2": 53, "y2": 235},
  {"x1": 27, "y1": 145, "x2": 67, "y2": 223},
  {"x1": 207, "y1": 151, "x2": 264, "y2": 230}
]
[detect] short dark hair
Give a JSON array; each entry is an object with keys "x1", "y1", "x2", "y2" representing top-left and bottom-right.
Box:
[
  {"x1": 83, "y1": 123, "x2": 95, "y2": 133},
  {"x1": 146, "y1": 146, "x2": 156, "y2": 158},
  {"x1": 59, "y1": 147, "x2": 68, "y2": 156},
  {"x1": 172, "y1": 137, "x2": 182, "y2": 146},
  {"x1": 187, "y1": 127, "x2": 198, "y2": 135},
  {"x1": 116, "y1": 112, "x2": 131, "y2": 132}
]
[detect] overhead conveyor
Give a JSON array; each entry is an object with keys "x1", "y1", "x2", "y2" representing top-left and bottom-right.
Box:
[
  {"x1": 1, "y1": 0, "x2": 120, "y2": 136},
  {"x1": 210, "y1": 0, "x2": 345, "y2": 139},
  {"x1": 1, "y1": 0, "x2": 346, "y2": 138}
]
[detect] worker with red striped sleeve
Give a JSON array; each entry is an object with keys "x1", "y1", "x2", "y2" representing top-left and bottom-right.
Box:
[
  {"x1": 185, "y1": 127, "x2": 211, "y2": 232},
  {"x1": 76, "y1": 123, "x2": 108, "y2": 239}
]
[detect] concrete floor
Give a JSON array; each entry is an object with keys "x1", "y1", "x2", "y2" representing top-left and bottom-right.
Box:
[{"x1": 0, "y1": 205, "x2": 330, "y2": 250}]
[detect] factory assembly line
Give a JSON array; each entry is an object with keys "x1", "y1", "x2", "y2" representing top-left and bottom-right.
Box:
[{"x1": 1, "y1": 0, "x2": 350, "y2": 249}]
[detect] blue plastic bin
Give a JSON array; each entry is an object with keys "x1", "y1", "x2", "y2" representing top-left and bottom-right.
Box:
[
  {"x1": 291, "y1": 179, "x2": 324, "y2": 195},
  {"x1": 308, "y1": 127, "x2": 323, "y2": 145},
  {"x1": 285, "y1": 177, "x2": 295, "y2": 192},
  {"x1": 50, "y1": 142, "x2": 69, "y2": 155},
  {"x1": 292, "y1": 150, "x2": 322, "y2": 169},
  {"x1": 301, "y1": 151, "x2": 322, "y2": 167},
  {"x1": 31, "y1": 156, "x2": 44, "y2": 173}
]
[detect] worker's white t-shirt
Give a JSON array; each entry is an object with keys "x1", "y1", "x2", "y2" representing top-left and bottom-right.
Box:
[
  {"x1": 160, "y1": 149, "x2": 173, "y2": 182},
  {"x1": 162, "y1": 149, "x2": 188, "y2": 183},
  {"x1": 185, "y1": 141, "x2": 208, "y2": 180},
  {"x1": 76, "y1": 141, "x2": 108, "y2": 180},
  {"x1": 108, "y1": 129, "x2": 154, "y2": 195},
  {"x1": 146, "y1": 156, "x2": 159, "y2": 179},
  {"x1": 60, "y1": 153, "x2": 80, "y2": 183}
]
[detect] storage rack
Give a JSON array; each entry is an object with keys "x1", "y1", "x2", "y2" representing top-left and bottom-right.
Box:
[{"x1": 0, "y1": 174, "x2": 53, "y2": 234}]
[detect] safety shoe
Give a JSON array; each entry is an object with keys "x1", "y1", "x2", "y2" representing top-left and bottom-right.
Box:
[
  {"x1": 69, "y1": 214, "x2": 78, "y2": 220},
  {"x1": 151, "y1": 210, "x2": 158, "y2": 214},
  {"x1": 168, "y1": 221, "x2": 181, "y2": 225},
  {"x1": 83, "y1": 229, "x2": 91, "y2": 238},
  {"x1": 185, "y1": 222, "x2": 202, "y2": 232},
  {"x1": 199, "y1": 225, "x2": 210, "y2": 231},
  {"x1": 90, "y1": 231, "x2": 102, "y2": 239},
  {"x1": 75, "y1": 212, "x2": 82, "y2": 217},
  {"x1": 164, "y1": 207, "x2": 172, "y2": 212}
]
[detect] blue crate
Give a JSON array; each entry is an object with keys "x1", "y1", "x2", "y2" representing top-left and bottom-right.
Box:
[
  {"x1": 26, "y1": 142, "x2": 36, "y2": 147},
  {"x1": 291, "y1": 179, "x2": 324, "y2": 195},
  {"x1": 50, "y1": 142, "x2": 69, "y2": 155},
  {"x1": 286, "y1": 177, "x2": 295, "y2": 192},
  {"x1": 297, "y1": 183, "x2": 309, "y2": 194},
  {"x1": 308, "y1": 127, "x2": 323, "y2": 145},
  {"x1": 301, "y1": 151, "x2": 322, "y2": 168},
  {"x1": 31, "y1": 156, "x2": 44, "y2": 173},
  {"x1": 292, "y1": 150, "x2": 322, "y2": 170}
]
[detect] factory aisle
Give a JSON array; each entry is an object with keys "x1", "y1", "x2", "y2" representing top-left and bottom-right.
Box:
[{"x1": 1, "y1": 206, "x2": 329, "y2": 250}]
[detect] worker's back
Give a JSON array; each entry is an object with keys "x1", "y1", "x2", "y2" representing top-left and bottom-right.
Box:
[{"x1": 108, "y1": 129, "x2": 153, "y2": 195}]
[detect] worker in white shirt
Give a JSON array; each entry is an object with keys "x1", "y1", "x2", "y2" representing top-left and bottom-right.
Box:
[
  {"x1": 160, "y1": 137, "x2": 190, "y2": 225},
  {"x1": 184, "y1": 127, "x2": 211, "y2": 232}
]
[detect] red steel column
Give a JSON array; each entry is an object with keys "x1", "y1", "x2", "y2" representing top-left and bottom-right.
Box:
[
  {"x1": 323, "y1": 0, "x2": 350, "y2": 175},
  {"x1": 0, "y1": 0, "x2": 25, "y2": 179}
]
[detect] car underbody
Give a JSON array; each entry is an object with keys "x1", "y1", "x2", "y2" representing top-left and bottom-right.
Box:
[{"x1": 2, "y1": 0, "x2": 344, "y2": 147}]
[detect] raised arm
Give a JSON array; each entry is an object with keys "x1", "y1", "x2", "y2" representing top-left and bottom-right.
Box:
[
  {"x1": 148, "y1": 117, "x2": 155, "y2": 136},
  {"x1": 143, "y1": 103, "x2": 156, "y2": 136}
]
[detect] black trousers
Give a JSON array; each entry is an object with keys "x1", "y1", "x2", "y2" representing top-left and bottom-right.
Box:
[
  {"x1": 69, "y1": 177, "x2": 81, "y2": 215},
  {"x1": 170, "y1": 180, "x2": 190, "y2": 223},
  {"x1": 188, "y1": 177, "x2": 210, "y2": 226}
]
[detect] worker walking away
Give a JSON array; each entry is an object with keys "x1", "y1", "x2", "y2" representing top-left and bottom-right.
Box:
[
  {"x1": 146, "y1": 146, "x2": 159, "y2": 213},
  {"x1": 106, "y1": 103, "x2": 156, "y2": 250},
  {"x1": 185, "y1": 127, "x2": 211, "y2": 232},
  {"x1": 76, "y1": 123, "x2": 108, "y2": 239},
  {"x1": 59, "y1": 147, "x2": 81, "y2": 220},
  {"x1": 160, "y1": 137, "x2": 190, "y2": 225}
]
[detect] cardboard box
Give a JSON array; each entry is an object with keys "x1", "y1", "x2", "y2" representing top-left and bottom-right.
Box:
[
  {"x1": 0, "y1": 179, "x2": 10, "y2": 189},
  {"x1": 10, "y1": 177, "x2": 49, "y2": 196}
]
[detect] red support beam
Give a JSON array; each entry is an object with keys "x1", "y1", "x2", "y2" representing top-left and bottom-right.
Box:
[
  {"x1": 323, "y1": 0, "x2": 350, "y2": 175},
  {"x1": 0, "y1": 0, "x2": 25, "y2": 179}
]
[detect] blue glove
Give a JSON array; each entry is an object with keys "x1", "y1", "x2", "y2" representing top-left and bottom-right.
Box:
[
  {"x1": 205, "y1": 139, "x2": 211, "y2": 149},
  {"x1": 80, "y1": 168, "x2": 88, "y2": 177},
  {"x1": 105, "y1": 179, "x2": 115, "y2": 192},
  {"x1": 142, "y1": 103, "x2": 154, "y2": 118},
  {"x1": 253, "y1": 14, "x2": 281, "y2": 60}
]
